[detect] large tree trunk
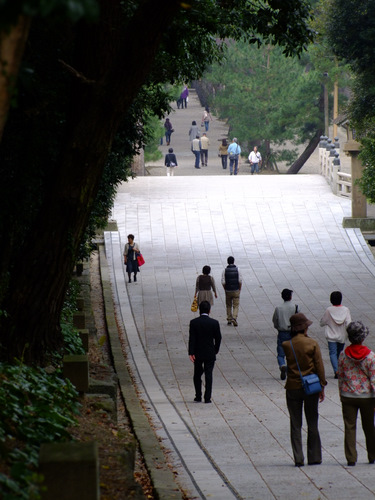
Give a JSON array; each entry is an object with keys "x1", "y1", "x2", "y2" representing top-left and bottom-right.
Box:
[
  {"x1": 0, "y1": 0, "x2": 180, "y2": 364},
  {"x1": 287, "y1": 128, "x2": 323, "y2": 174},
  {"x1": 0, "y1": 15, "x2": 31, "y2": 142}
]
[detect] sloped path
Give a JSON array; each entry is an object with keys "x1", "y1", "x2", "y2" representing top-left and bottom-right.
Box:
[{"x1": 106, "y1": 173, "x2": 375, "y2": 500}]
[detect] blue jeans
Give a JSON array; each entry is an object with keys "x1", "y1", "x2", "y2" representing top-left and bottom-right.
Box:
[
  {"x1": 277, "y1": 331, "x2": 291, "y2": 368},
  {"x1": 193, "y1": 150, "x2": 200, "y2": 168},
  {"x1": 221, "y1": 155, "x2": 227, "y2": 169},
  {"x1": 204, "y1": 121, "x2": 209, "y2": 131},
  {"x1": 251, "y1": 162, "x2": 260, "y2": 174},
  {"x1": 165, "y1": 131, "x2": 171, "y2": 144},
  {"x1": 229, "y1": 157, "x2": 239, "y2": 175},
  {"x1": 328, "y1": 341, "x2": 345, "y2": 374}
]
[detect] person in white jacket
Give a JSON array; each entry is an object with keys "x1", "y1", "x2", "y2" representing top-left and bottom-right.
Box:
[{"x1": 320, "y1": 291, "x2": 351, "y2": 378}]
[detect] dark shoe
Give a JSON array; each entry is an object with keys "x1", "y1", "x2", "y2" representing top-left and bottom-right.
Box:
[
  {"x1": 295, "y1": 462, "x2": 304, "y2": 467},
  {"x1": 347, "y1": 462, "x2": 356, "y2": 466},
  {"x1": 232, "y1": 319, "x2": 238, "y2": 327},
  {"x1": 134, "y1": 275, "x2": 137, "y2": 282},
  {"x1": 227, "y1": 321, "x2": 232, "y2": 325},
  {"x1": 308, "y1": 461, "x2": 322, "y2": 465},
  {"x1": 369, "y1": 460, "x2": 375, "y2": 464},
  {"x1": 195, "y1": 167, "x2": 201, "y2": 169},
  {"x1": 128, "y1": 278, "x2": 131, "y2": 283},
  {"x1": 204, "y1": 400, "x2": 211, "y2": 404},
  {"x1": 280, "y1": 365, "x2": 287, "y2": 381},
  {"x1": 334, "y1": 372, "x2": 338, "y2": 379},
  {"x1": 194, "y1": 397, "x2": 202, "y2": 402}
]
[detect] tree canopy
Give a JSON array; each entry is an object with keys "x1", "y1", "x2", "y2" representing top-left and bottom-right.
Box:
[
  {"x1": 0, "y1": 0, "x2": 315, "y2": 364},
  {"x1": 203, "y1": 41, "x2": 322, "y2": 169}
]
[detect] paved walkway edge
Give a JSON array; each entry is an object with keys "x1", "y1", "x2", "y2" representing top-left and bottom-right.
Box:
[{"x1": 99, "y1": 243, "x2": 184, "y2": 500}]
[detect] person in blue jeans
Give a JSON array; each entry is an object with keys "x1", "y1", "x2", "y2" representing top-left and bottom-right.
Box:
[
  {"x1": 320, "y1": 291, "x2": 351, "y2": 378},
  {"x1": 272, "y1": 288, "x2": 298, "y2": 380},
  {"x1": 227, "y1": 138, "x2": 241, "y2": 175}
]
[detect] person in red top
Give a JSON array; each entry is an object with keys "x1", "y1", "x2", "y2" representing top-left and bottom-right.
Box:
[{"x1": 337, "y1": 321, "x2": 375, "y2": 466}]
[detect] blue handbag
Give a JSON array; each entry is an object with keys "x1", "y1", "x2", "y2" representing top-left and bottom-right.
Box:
[{"x1": 290, "y1": 341, "x2": 322, "y2": 395}]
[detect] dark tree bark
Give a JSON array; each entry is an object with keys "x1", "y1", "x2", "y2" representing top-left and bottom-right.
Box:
[
  {"x1": 0, "y1": 0, "x2": 180, "y2": 363},
  {"x1": 286, "y1": 128, "x2": 324, "y2": 174}
]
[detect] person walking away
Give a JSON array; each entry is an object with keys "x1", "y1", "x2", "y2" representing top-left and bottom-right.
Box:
[
  {"x1": 337, "y1": 321, "x2": 375, "y2": 466},
  {"x1": 180, "y1": 85, "x2": 189, "y2": 108},
  {"x1": 164, "y1": 147, "x2": 178, "y2": 177},
  {"x1": 200, "y1": 133, "x2": 210, "y2": 167},
  {"x1": 201, "y1": 107, "x2": 213, "y2": 132},
  {"x1": 189, "y1": 120, "x2": 200, "y2": 142},
  {"x1": 272, "y1": 288, "x2": 298, "y2": 380},
  {"x1": 219, "y1": 139, "x2": 228, "y2": 169},
  {"x1": 189, "y1": 300, "x2": 222, "y2": 403},
  {"x1": 195, "y1": 265, "x2": 217, "y2": 306},
  {"x1": 221, "y1": 256, "x2": 242, "y2": 327},
  {"x1": 164, "y1": 118, "x2": 173, "y2": 146},
  {"x1": 123, "y1": 234, "x2": 140, "y2": 283},
  {"x1": 249, "y1": 146, "x2": 262, "y2": 174},
  {"x1": 320, "y1": 291, "x2": 351, "y2": 378},
  {"x1": 227, "y1": 138, "x2": 241, "y2": 175},
  {"x1": 282, "y1": 313, "x2": 327, "y2": 467},
  {"x1": 191, "y1": 136, "x2": 201, "y2": 169}
]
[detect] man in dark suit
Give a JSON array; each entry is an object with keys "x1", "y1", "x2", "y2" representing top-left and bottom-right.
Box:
[{"x1": 189, "y1": 300, "x2": 222, "y2": 403}]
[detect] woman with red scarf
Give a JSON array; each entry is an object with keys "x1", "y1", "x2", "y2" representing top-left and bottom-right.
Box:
[{"x1": 337, "y1": 321, "x2": 375, "y2": 466}]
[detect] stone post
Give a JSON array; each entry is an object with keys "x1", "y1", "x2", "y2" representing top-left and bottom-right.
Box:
[{"x1": 342, "y1": 139, "x2": 366, "y2": 218}]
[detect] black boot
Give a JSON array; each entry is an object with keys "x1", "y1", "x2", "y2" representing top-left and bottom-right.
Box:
[
  {"x1": 128, "y1": 274, "x2": 131, "y2": 283},
  {"x1": 134, "y1": 274, "x2": 137, "y2": 282}
]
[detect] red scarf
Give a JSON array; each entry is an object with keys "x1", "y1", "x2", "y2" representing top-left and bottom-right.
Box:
[{"x1": 345, "y1": 344, "x2": 371, "y2": 360}]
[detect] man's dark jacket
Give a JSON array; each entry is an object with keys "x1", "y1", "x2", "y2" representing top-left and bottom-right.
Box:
[{"x1": 189, "y1": 314, "x2": 222, "y2": 360}]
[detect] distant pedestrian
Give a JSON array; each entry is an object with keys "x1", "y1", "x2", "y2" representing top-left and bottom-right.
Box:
[
  {"x1": 164, "y1": 147, "x2": 178, "y2": 177},
  {"x1": 191, "y1": 136, "x2": 201, "y2": 169},
  {"x1": 337, "y1": 321, "x2": 375, "y2": 466},
  {"x1": 221, "y1": 256, "x2": 242, "y2": 327},
  {"x1": 180, "y1": 85, "x2": 189, "y2": 108},
  {"x1": 164, "y1": 118, "x2": 173, "y2": 146},
  {"x1": 320, "y1": 291, "x2": 351, "y2": 378},
  {"x1": 227, "y1": 138, "x2": 241, "y2": 175},
  {"x1": 123, "y1": 234, "x2": 140, "y2": 283},
  {"x1": 200, "y1": 133, "x2": 210, "y2": 167},
  {"x1": 283, "y1": 313, "x2": 327, "y2": 467},
  {"x1": 189, "y1": 121, "x2": 200, "y2": 142},
  {"x1": 248, "y1": 146, "x2": 262, "y2": 174},
  {"x1": 272, "y1": 289, "x2": 299, "y2": 380},
  {"x1": 201, "y1": 107, "x2": 213, "y2": 132},
  {"x1": 195, "y1": 266, "x2": 217, "y2": 306},
  {"x1": 218, "y1": 139, "x2": 228, "y2": 169},
  {"x1": 189, "y1": 300, "x2": 222, "y2": 403}
]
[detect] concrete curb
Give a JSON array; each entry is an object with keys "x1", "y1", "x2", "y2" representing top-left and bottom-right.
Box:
[{"x1": 99, "y1": 244, "x2": 184, "y2": 500}]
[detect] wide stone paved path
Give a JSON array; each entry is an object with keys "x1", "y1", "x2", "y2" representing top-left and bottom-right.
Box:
[
  {"x1": 104, "y1": 91, "x2": 375, "y2": 500},
  {"x1": 106, "y1": 175, "x2": 375, "y2": 500}
]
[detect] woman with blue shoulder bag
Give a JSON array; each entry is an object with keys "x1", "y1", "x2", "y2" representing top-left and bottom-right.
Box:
[{"x1": 282, "y1": 313, "x2": 327, "y2": 467}]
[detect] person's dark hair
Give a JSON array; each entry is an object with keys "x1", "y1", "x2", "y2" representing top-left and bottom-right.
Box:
[
  {"x1": 330, "y1": 291, "x2": 342, "y2": 306},
  {"x1": 227, "y1": 256, "x2": 234, "y2": 265},
  {"x1": 168, "y1": 148, "x2": 173, "y2": 153},
  {"x1": 127, "y1": 234, "x2": 134, "y2": 240},
  {"x1": 222, "y1": 139, "x2": 227, "y2": 146},
  {"x1": 202, "y1": 265, "x2": 211, "y2": 275},
  {"x1": 196, "y1": 135, "x2": 200, "y2": 139},
  {"x1": 205, "y1": 106, "x2": 210, "y2": 112},
  {"x1": 281, "y1": 289, "x2": 293, "y2": 301},
  {"x1": 199, "y1": 300, "x2": 211, "y2": 315},
  {"x1": 192, "y1": 120, "x2": 196, "y2": 125}
]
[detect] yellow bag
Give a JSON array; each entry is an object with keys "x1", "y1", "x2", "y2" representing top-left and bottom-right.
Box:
[{"x1": 191, "y1": 297, "x2": 198, "y2": 312}]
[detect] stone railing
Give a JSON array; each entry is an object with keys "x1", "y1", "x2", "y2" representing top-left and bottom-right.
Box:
[{"x1": 319, "y1": 136, "x2": 352, "y2": 198}]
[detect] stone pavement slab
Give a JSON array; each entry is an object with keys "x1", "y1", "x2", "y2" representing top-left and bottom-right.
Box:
[{"x1": 106, "y1": 174, "x2": 375, "y2": 499}]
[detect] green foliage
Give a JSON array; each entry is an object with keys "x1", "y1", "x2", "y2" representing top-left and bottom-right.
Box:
[
  {"x1": 0, "y1": 362, "x2": 80, "y2": 499},
  {"x1": 359, "y1": 136, "x2": 375, "y2": 204},
  {"x1": 0, "y1": 0, "x2": 99, "y2": 29},
  {"x1": 144, "y1": 114, "x2": 163, "y2": 163},
  {"x1": 204, "y1": 41, "x2": 322, "y2": 166}
]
